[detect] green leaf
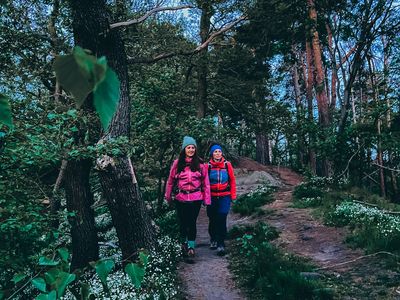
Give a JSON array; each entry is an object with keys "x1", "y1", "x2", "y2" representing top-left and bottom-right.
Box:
[
  {"x1": 53, "y1": 46, "x2": 107, "y2": 107},
  {"x1": 39, "y1": 256, "x2": 59, "y2": 266},
  {"x1": 124, "y1": 263, "x2": 145, "y2": 288},
  {"x1": 93, "y1": 67, "x2": 120, "y2": 130},
  {"x1": 92, "y1": 259, "x2": 114, "y2": 287},
  {"x1": 12, "y1": 273, "x2": 27, "y2": 284},
  {"x1": 32, "y1": 277, "x2": 47, "y2": 292},
  {"x1": 0, "y1": 290, "x2": 4, "y2": 300},
  {"x1": 36, "y1": 290, "x2": 56, "y2": 300},
  {"x1": 80, "y1": 283, "x2": 95, "y2": 300},
  {"x1": 57, "y1": 248, "x2": 69, "y2": 263},
  {"x1": 45, "y1": 268, "x2": 59, "y2": 285},
  {"x1": 0, "y1": 94, "x2": 13, "y2": 128},
  {"x1": 54, "y1": 272, "x2": 75, "y2": 297}
]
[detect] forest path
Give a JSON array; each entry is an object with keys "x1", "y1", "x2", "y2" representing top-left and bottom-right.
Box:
[
  {"x1": 237, "y1": 157, "x2": 400, "y2": 299},
  {"x1": 178, "y1": 157, "x2": 400, "y2": 299},
  {"x1": 178, "y1": 207, "x2": 245, "y2": 299}
]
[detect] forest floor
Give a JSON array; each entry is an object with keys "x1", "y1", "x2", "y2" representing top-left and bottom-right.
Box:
[{"x1": 178, "y1": 157, "x2": 400, "y2": 300}]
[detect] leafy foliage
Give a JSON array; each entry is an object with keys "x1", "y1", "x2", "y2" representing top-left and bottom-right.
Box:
[
  {"x1": 53, "y1": 47, "x2": 120, "y2": 129},
  {"x1": 229, "y1": 222, "x2": 333, "y2": 299},
  {"x1": 232, "y1": 185, "x2": 276, "y2": 215},
  {"x1": 0, "y1": 94, "x2": 12, "y2": 128}
]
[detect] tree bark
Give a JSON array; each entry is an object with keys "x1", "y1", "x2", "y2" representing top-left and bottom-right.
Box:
[
  {"x1": 367, "y1": 56, "x2": 386, "y2": 198},
  {"x1": 196, "y1": 1, "x2": 212, "y2": 118},
  {"x1": 307, "y1": 0, "x2": 332, "y2": 176},
  {"x1": 68, "y1": 0, "x2": 155, "y2": 262},
  {"x1": 256, "y1": 133, "x2": 270, "y2": 165},
  {"x1": 326, "y1": 20, "x2": 337, "y2": 110},
  {"x1": 292, "y1": 44, "x2": 305, "y2": 168},
  {"x1": 64, "y1": 160, "x2": 98, "y2": 270},
  {"x1": 304, "y1": 41, "x2": 317, "y2": 174},
  {"x1": 307, "y1": 0, "x2": 330, "y2": 127}
]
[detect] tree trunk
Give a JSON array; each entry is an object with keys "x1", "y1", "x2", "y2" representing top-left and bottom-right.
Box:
[
  {"x1": 307, "y1": 0, "x2": 332, "y2": 176},
  {"x1": 307, "y1": 0, "x2": 329, "y2": 127},
  {"x1": 292, "y1": 44, "x2": 305, "y2": 169},
  {"x1": 256, "y1": 133, "x2": 270, "y2": 165},
  {"x1": 68, "y1": 0, "x2": 155, "y2": 262},
  {"x1": 304, "y1": 41, "x2": 317, "y2": 174},
  {"x1": 382, "y1": 36, "x2": 399, "y2": 201},
  {"x1": 196, "y1": 1, "x2": 212, "y2": 118},
  {"x1": 64, "y1": 160, "x2": 98, "y2": 270},
  {"x1": 326, "y1": 20, "x2": 337, "y2": 110},
  {"x1": 98, "y1": 157, "x2": 155, "y2": 260}
]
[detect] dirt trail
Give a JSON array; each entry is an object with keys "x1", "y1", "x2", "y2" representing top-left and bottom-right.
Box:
[
  {"x1": 240, "y1": 158, "x2": 400, "y2": 299},
  {"x1": 178, "y1": 207, "x2": 245, "y2": 300},
  {"x1": 178, "y1": 157, "x2": 400, "y2": 299}
]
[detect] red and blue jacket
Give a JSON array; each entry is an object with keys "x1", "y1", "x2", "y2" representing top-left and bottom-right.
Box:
[{"x1": 208, "y1": 158, "x2": 236, "y2": 200}]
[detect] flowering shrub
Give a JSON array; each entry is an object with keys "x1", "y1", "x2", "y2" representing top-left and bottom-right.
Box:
[
  {"x1": 61, "y1": 236, "x2": 181, "y2": 300},
  {"x1": 233, "y1": 185, "x2": 276, "y2": 215},
  {"x1": 293, "y1": 196, "x2": 323, "y2": 208},
  {"x1": 329, "y1": 202, "x2": 400, "y2": 251},
  {"x1": 293, "y1": 176, "x2": 349, "y2": 208}
]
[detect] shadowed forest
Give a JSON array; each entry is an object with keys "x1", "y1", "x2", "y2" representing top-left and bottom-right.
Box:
[{"x1": 1, "y1": 0, "x2": 400, "y2": 299}]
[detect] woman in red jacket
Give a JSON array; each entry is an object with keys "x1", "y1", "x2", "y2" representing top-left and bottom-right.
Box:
[
  {"x1": 165, "y1": 136, "x2": 211, "y2": 258},
  {"x1": 207, "y1": 144, "x2": 236, "y2": 256}
]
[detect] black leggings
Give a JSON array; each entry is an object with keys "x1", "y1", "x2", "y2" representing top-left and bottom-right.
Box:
[{"x1": 175, "y1": 200, "x2": 202, "y2": 243}]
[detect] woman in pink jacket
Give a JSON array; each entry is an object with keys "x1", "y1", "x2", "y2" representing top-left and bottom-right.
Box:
[{"x1": 165, "y1": 136, "x2": 211, "y2": 258}]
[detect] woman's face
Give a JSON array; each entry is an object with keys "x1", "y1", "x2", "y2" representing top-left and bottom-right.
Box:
[
  {"x1": 185, "y1": 145, "x2": 196, "y2": 157},
  {"x1": 212, "y1": 149, "x2": 223, "y2": 160}
]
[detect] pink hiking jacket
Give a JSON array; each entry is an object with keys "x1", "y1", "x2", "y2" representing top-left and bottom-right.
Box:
[{"x1": 165, "y1": 159, "x2": 211, "y2": 205}]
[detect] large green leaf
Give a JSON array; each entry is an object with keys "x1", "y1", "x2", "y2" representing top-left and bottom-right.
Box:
[
  {"x1": 53, "y1": 272, "x2": 75, "y2": 297},
  {"x1": 39, "y1": 256, "x2": 59, "y2": 266},
  {"x1": 36, "y1": 290, "x2": 56, "y2": 300},
  {"x1": 124, "y1": 263, "x2": 145, "y2": 288},
  {"x1": 92, "y1": 259, "x2": 114, "y2": 287},
  {"x1": 44, "y1": 268, "x2": 59, "y2": 285},
  {"x1": 12, "y1": 273, "x2": 27, "y2": 284},
  {"x1": 0, "y1": 94, "x2": 12, "y2": 128},
  {"x1": 93, "y1": 67, "x2": 120, "y2": 129},
  {"x1": 57, "y1": 248, "x2": 69, "y2": 263},
  {"x1": 53, "y1": 47, "x2": 107, "y2": 107},
  {"x1": 32, "y1": 277, "x2": 47, "y2": 292}
]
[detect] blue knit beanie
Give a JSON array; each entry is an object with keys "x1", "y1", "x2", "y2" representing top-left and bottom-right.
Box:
[
  {"x1": 210, "y1": 144, "x2": 222, "y2": 157},
  {"x1": 181, "y1": 136, "x2": 197, "y2": 150}
]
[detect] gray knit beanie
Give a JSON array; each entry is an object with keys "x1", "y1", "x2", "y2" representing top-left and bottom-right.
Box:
[{"x1": 181, "y1": 136, "x2": 197, "y2": 150}]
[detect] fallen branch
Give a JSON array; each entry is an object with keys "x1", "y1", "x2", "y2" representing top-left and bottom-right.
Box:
[
  {"x1": 352, "y1": 200, "x2": 400, "y2": 215},
  {"x1": 314, "y1": 251, "x2": 399, "y2": 271}
]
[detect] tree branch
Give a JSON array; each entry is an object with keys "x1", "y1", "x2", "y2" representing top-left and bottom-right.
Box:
[
  {"x1": 127, "y1": 15, "x2": 247, "y2": 64},
  {"x1": 109, "y1": 5, "x2": 194, "y2": 29}
]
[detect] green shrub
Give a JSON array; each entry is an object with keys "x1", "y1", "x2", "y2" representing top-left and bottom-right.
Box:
[
  {"x1": 327, "y1": 201, "x2": 400, "y2": 252},
  {"x1": 155, "y1": 210, "x2": 180, "y2": 240},
  {"x1": 233, "y1": 185, "x2": 275, "y2": 215},
  {"x1": 229, "y1": 222, "x2": 333, "y2": 300}
]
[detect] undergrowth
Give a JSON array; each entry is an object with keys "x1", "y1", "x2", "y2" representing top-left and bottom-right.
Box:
[
  {"x1": 232, "y1": 185, "x2": 276, "y2": 215},
  {"x1": 228, "y1": 222, "x2": 334, "y2": 300}
]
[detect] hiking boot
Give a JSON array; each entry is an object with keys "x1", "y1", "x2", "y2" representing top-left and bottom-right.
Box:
[
  {"x1": 181, "y1": 243, "x2": 189, "y2": 257},
  {"x1": 209, "y1": 241, "x2": 218, "y2": 250},
  {"x1": 216, "y1": 246, "x2": 225, "y2": 256},
  {"x1": 187, "y1": 247, "x2": 195, "y2": 258}
]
